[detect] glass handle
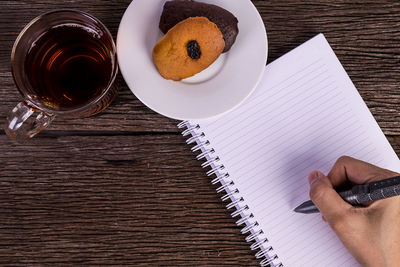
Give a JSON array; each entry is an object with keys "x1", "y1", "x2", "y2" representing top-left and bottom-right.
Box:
[{"x1": 4, "y1": 102, "x2": 55, "y2": 141}]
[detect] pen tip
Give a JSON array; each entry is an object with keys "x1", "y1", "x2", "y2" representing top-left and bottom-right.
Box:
[{"x1": 293, "y1": 200, "x2": 320, "y2": 214}]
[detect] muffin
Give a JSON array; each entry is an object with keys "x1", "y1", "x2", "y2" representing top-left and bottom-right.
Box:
[{"x1": 153, "y1": 17, "x2": 225, "y2": 81}]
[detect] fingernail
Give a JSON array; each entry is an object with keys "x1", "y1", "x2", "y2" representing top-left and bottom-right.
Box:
[{"x1": 308, "y1": 171, "x2": 321, "y2": 185}]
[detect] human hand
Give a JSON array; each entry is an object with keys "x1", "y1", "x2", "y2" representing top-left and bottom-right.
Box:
[{"x1": 308, "y1": 156, "x2": 400, "y2": 267}]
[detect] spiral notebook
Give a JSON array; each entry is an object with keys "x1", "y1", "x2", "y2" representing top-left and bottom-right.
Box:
[{"x1": 178, "y1": 34, "x2": 400, "y2": 266}]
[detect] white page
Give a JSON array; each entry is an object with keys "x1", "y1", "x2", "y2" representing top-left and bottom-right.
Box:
[{"x1": 190, "y1": 34, "x2": 400, "y2": 266}]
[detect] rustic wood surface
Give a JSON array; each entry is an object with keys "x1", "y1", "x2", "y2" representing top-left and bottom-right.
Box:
[{"x1": 1, "y1": 0, "x2": 400, "y2": 266}]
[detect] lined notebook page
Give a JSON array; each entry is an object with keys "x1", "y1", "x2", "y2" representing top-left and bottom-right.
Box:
[{"x1": 191, "y1": 34, "x2": 400, "y2": 266}]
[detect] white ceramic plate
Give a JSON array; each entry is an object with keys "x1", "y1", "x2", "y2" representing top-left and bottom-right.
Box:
[{"x1": 117, "y1": 0, "x2": 267, "y2": 120}]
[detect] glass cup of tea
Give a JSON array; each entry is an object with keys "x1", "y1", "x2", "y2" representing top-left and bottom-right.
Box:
[{"x1": 6, "y1": 10, "x2": 118, "y2": 141}]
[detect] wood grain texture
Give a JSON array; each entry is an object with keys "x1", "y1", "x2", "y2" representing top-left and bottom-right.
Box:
[
  {"x1": 0, "y1": 134, "x2": 257, "y2": 266},
  {"x1": 1, "y1": 1, "x2": 400, "y2": 266}
]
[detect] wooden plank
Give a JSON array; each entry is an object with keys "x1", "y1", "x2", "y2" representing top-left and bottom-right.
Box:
[
  {"x1": 0, "y1": 1, "x2": 400, "y2": 133},
  {"x1": 0, "y1": 134, "x2": 258, "y2": 265},
  {"x1": 0, "y1": 134, "x2": 399, "y2": 265}
]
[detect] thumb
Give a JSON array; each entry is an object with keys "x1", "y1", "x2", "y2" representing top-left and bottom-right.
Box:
[{"x1": 309, "y1": 171, "x2": 352, "y2": 223}]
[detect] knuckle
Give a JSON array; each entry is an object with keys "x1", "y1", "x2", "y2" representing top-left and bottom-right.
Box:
[
  {"x1": 336, "y1": 155, "x2": 351, "y2": 165},
  {"x1": 329, "y1": 156, "x2": 353, "y2": 176}
]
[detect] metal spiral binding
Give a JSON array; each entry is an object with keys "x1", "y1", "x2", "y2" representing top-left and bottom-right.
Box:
[{"x1": 179, "y1": 121, "x2": 283, "y2": 267}]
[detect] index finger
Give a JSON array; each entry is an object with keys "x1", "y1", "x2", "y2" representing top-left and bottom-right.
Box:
[{"x1": 328, "y1": 156, "x2": 398, "y2": 187}]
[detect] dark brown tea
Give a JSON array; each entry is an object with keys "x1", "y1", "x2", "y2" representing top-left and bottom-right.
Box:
[{"x1": 24, "y1": 24, "x2": 114, "y2": 110}]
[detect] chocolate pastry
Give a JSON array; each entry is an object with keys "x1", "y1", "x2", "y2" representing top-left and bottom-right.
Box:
[{"x1": 159, "y1": 0, "x2": 239, "y2": 53}]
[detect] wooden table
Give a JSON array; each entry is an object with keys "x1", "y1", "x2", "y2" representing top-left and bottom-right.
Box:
[{"x1": 1, "y1": 1, "x2": 400, "y2": 266}]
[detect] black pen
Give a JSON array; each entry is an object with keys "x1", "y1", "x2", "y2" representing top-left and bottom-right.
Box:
[{"x1": 294, "y1": 175, "x2": 400, "y2": 214}]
